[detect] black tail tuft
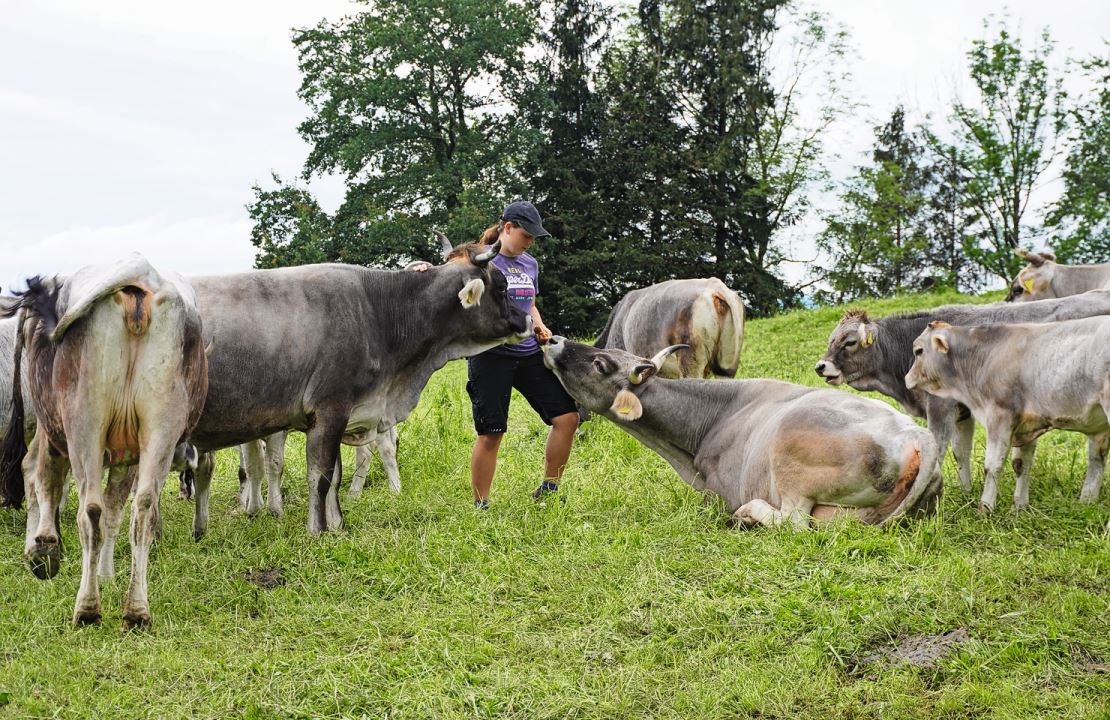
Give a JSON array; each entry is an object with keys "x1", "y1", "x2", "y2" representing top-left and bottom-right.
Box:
[
  {"x1": 18, "y1": 276, "x2": 61, "y2": 338},
  {"x1": 0, "y1": 309, "x2": 29, "y2": 509}
]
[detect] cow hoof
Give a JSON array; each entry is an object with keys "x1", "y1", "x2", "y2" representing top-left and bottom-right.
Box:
[
  {"x1": 27, "y1": 541, "x2": 62, "y2": 580},
  {"x1": 1011, "y1": 501, "x2": 1028, "y2": 514},
  {"x1": 122, "y1": 610, "x2": 153, "y2": 631},
  {"x1": 73, "y1": 609, "x2": 101, "y2": 627},
  {"x1": 977, "y1": 503, "x2": 994, "y2": 515},
  {"x1": 268, "y1": 506, "x2": 284, "y2": 518},
  {"x1": 192, "y1": 528, "x2": 206, "y2": 542}
]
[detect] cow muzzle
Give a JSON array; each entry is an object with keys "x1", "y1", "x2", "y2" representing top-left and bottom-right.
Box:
[{"x1": 815, "y1": 359, "x2": 843, "y2": 385}]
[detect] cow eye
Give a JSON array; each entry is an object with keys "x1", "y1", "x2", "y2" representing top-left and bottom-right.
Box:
[
  {"x1": 844, "y1": 339, "x2": 857, "y2": 348},
  {"x1": 913, "y1": 347, "x2": 923, "y2": 356}
]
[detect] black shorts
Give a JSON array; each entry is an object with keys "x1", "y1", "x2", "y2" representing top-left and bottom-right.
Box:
[{"x1": 466, "y1": 350, "x2": 578, "y2": 435}]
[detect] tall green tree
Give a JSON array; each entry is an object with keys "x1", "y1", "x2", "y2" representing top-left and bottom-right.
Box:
[
  {"x1": 817, "y1": 107, "x2": 934, "y2": 302},
  {"x1": 520, "y1": 0, "x2": 612, "y2": 334},
  {"x1": 924, "y1": 145, "x2": 982, "y2": 291},
  {"x1": 945, "y1": 19, "x2": 1067, "y2": 283},
  {"x1": 1046, "y1": 47, "x2": 1110, "y2": 262},
  {"x1": 248, "y1": 0, "x2": 539, "y2": 268}
]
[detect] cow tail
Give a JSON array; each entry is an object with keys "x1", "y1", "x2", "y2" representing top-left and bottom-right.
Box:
[
  {"x1": 708, "y1": 290, "x2": 745, "y2": 378},
  {"x1": 0, "y1": 309, "x2": 29, "y2": 509},
  {"x1": 116, "y1": 285, "x2": 152, "y2": 336}
]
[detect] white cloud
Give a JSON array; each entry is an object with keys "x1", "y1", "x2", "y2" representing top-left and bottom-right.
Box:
[{"x1": 1, "y1": 216, "x2": 257, "y2": 290}]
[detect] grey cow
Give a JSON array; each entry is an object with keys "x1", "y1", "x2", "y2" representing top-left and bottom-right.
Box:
[
  {"x1": 906, "y1": 317, "x2": 1110, "y2": 513},
  {"x1": 1006, "y1": 249, "x2": 1110, "y2": 302},
  {"x1": 815, "y1": 290, "x2": 1110, "y2": 495},
  {"x1": 544, "y1": 337, "x2": 940, "y2": 528},
  {"x1": 596, "y1": 278, "x2": 745, "y2": 379},
  {"x1": 2, "y1": 255, "x2": 208, "y2": 627},
  {"x1": 184, "y1": 241, "x2": 529, "y2": 538}
]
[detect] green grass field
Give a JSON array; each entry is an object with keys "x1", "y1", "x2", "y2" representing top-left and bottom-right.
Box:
[{"x1": 0, "y1": 290, "x2": 1106, "y2": 719}]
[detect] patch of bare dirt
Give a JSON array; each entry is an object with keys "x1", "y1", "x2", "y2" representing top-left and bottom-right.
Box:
[
  {"x1": 243, "y1": 567, "x2": 285, "y2": 589},
  {"x1": 856, "y1": 628, "x2": 970, "y2": 672}
]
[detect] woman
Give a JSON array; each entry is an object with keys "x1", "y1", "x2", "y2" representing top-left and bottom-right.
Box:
[{"x1": 421, "y1": 201, "x2": 579, "y2": 507}]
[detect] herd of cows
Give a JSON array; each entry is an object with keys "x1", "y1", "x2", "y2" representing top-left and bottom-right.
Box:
[{"x1": 0, "y1": 243, "x2": 1106, "y2": 629}]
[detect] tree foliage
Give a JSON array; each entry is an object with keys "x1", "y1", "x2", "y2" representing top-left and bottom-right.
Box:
[
  {"x1": 1046, "y1": 47, "x2": 1110, "y2": 262},
  {"x1": 944, "y1": 19, "x2": 1067, "y2": 283}
]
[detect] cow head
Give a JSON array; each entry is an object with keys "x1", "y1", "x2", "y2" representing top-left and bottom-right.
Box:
[
  {"x1": 1006, "y1": 248, "x2": 1057, "y2": 302},
  {"x1": 437, "y1": 240, "x2": 532, "y2": 346},
  {"x1": 543, "y1": 336, "x2": 687, "y2": 421},
  {"x1": 815, "y1": 308, "x2": 876, "y2": 386},
  {"x1": 905, "y1": 321, "x2": 956, "y2": 394}
]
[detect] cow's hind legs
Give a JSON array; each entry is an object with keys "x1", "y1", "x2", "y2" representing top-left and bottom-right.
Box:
[
  {"x1": 263, "y1": 430, "x2": 286, "y2": 517},
  {"x1": 97, "y1": 466, "x2": 136, "y2": 578},
  {"x1": 69, "y1": 452, "x2": 106, "y2": 626},
  {"x1": 1079, "y1": 432, "x2": 1108, "y2": 503},
  {"x1": 239, "y1": 439, "x2": 266, "y2": 516},
  {"x1": 122, "y1": 438, "x2": 175, "y2": 630},
  {"x1": 1010, "y1": 440, "x2": 1037, "y2": 512},
  {"x1": 952, "y1": 414, "x2": 975, "y2": 494},
  {"x1": 348, "y1": 443, "x2": 373, "y2": 498},
  {"x1": 26, "y1": 434, "x2": 69, "y2": 581},
  {"x1": 733, "y1": 497, "x2": 814, "y2": 529}
]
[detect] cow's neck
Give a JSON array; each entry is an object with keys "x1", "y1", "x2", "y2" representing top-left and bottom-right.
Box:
[{"x1": 1055, "y1": 264, "x2": 1110, "y2": 296}]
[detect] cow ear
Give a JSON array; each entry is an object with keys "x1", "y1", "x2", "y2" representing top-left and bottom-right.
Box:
[
  {"x1": 931, "y1": 334, "x2": 949, "y2": 354},
  {"x1": 1040, "y1": 250, "x2": 1056, "y2": 262},
  {"x1": 458, "y1": 278, "x2": 485, "y2": 308},
  {"x1": 857, "y1": 322, "x2": 874, "y2": 348},
  {"x1": 610, "y1": 389, "x2": 643, "y2": 421}
]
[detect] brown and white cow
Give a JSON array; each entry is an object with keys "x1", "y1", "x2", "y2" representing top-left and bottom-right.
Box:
[
  {"x1": 1006, "y1": 249, "x2": 1110, "y2": 302},
  {"x1": 596, "y1": 278, "x2": 745, "y2": 379},
  {"x1": 544, "y1": 337, "x2": 940, "y2": 528},
  {"x1": 1, "y1": 255, "x2": 208, "y2": 627},
  {"x1": 906, "y1": 317, "x2": 1110, "y2": 513}
]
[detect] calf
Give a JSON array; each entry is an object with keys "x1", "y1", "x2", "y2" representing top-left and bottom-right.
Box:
[
  {"x1": 232, "y1": 426, "x2": 398, "y2": 517},
  {"x1": 544, "y1": 337, "x2": 940, "y2": 527},
  {"x1": 1, "y1": 255, "x2": 207, "y2": 627},
  {"x1": 816, "y1": 290, "x2": 1110, "y2": 494},
  {"x1": 596, "y1": 278, "x2": 745, "y2": 378},
  {"x1": 906, "y1": 317, "x2": 1110, "y2": 513},
  {"x1": 1006, "y1": 249, "x2": 1110, "y2": 302}
]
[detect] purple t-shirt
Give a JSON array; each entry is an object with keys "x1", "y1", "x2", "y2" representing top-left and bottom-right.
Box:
[{"x1": 488, "y1": 251, "x2": 539, "y2": 356}]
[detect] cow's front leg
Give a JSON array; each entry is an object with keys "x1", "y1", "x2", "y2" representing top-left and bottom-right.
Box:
[
  {"x1": 979, "y1": 424, "x2": 1013, "y2": 514},
  {"x1": 263, "y1": 430, "x2": 287, "y2": 517},
  {"x1": 97, "y1": 466, "x2": 136, "y2": 578},
  {"x1": 1079, "y1": 432, "x2": 1108, "y2": 503},
  {"x1": 191, "y1": 451, "x2": 215, "y2": 541},
  {"x1": 732, "y1": 497, "x2": 813, "y2": 529},
  {"x1": 1010, "y1": 440, "x2": 1037, "y2": 512},
  {"x1": 305, "y1": 414, "x2": 347, "y2": 535},
  {"x1": 380, "y1": 428, "x2": 400, "y2": 494},
  {"x1": 26, "y1": 432, "x2": 69, "y2": 581},
  {"x1": 952, "y1": 413, "x2": 976, "y2": 494}
]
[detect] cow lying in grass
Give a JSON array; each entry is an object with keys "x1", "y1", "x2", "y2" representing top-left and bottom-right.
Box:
[
  {"x1": 544, "y1": 337, "x2": 940, "y2": 528},
  {"x1": 906, "y1": 317, "x2": 1110, "y2": 513}
]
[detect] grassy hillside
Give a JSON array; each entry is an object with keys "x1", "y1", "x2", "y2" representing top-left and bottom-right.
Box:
[{"x1": 0, "y1": 290, "x2": 1106, "y2": 719}]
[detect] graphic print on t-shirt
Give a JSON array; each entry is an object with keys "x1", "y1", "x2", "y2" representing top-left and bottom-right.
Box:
[{"x1": 501, "y1": 265, "x2": 535, "y2": 308}]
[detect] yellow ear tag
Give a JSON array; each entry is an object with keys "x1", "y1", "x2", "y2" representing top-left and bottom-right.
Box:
[
  {"x1": 1023, "y1": 278, "x2": 1034, "y2": 293},
  {"x1": 862, "y1": 331, "x2": 874, "y2": 348},
  {"x1": 617, "y1": 404, "x2": 634, "y2": 415}
]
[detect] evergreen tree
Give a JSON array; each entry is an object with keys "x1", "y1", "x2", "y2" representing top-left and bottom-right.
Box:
[{"x1": 817, "y1": 108, "x2": 934, "y2": 302}]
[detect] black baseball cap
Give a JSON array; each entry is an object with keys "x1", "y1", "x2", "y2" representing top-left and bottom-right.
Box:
[{"x1": 501, "y1": 200, "x2": 551, "y2": 238}]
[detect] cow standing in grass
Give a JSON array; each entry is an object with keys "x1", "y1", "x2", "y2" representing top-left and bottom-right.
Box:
[
  {"x1": 906, "y1": 317, "x2": 1110, "y2": 513},
  {"x1": 1006, "y1": 249, "x2": 1110, "y2": 302},
  {"x1": 815, "y1": 290, "x2": 1110, "y2": 496},
  {"x1": 184, "y1": 241, "x2": 529, "y2": 538},
  {"x1": 545, "y1": 337, "x2": 940, "y2": 528},
  {"x1": 1, "y1": 255, "x2": 208, "y2": 627},
  {"x1": 596, "y1": 278, "x2": 745, "y2": 379}
]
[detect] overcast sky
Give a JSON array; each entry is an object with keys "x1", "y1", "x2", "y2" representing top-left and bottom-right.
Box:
[{"x1": 1, "y1": 0, "x2": 1106, "y2": 291}]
